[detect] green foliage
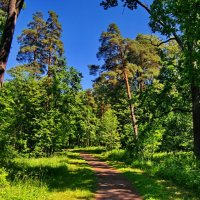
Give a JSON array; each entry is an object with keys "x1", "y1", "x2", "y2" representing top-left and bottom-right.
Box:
[
  {"x1": 128, "y1": 34, "x2": 161, "y2": 91},
  {"x1": 0, "y1": 61, "x2": 82, "y2": 157},
  {"x1": 100, "y1": 0, "x2": 200, "y2": 158},
  {"x1": 90, "y1": 25, "x2": 193, "y2": 156},
  {"x1": 72, "y1": 91, "x2": 99, "y2": 147},
  {"x1": 0, "y1": 8, "x2": 198, "y2": 200},
  {"x1": 0, "y1": 10, "x2": 86, "y2": 157},
  {"x1": 160, "y1": 113, "x2": 193, "y2": 152},
  {"x1": 99, "y1": 109, "x2": 121, "y2": 150}
]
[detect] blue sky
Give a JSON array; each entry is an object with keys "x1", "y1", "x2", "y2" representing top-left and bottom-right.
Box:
[{"x1": 6, "y1": 0, "x2": 152, "y2": 89}]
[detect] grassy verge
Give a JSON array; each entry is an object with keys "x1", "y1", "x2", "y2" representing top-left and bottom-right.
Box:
[
  {"x1": 98, "y1": 149, "x2": 200, "y2": 200},
  {"x1": 0, "y1": 151, "x2": 96, "y2": 200}
]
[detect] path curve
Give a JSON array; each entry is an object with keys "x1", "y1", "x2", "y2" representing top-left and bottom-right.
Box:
[{"x1": 80, "y1": 153, "x2": 142, "y2": 200}]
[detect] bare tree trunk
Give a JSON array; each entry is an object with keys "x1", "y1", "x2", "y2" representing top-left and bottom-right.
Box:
[
  {"x1": 124, "y1": 70, "x2": 138, "y2": 137},
  {"x1": 0, "y1": 0, "x2": 24, "y2": 87}
]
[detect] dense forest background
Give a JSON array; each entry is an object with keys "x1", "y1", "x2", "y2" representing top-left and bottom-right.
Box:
[{"x1": 0, "y1": 0, "x2": 195, "y2": 158}]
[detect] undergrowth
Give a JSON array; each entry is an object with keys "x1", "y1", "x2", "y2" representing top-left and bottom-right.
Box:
[
  {"x1": 0, "y1": 151, "x2": 96, "y2": 200},
  {"x1": 101, "y1": 149, "x2": 200, "y2": 199}
]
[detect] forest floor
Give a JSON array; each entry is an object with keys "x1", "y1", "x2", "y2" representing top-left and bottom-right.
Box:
[
  {"x1": 1, "y1": 149, "x2": 199, "y2": 200},
  {"x1": 80, "y1": 153, "x2": 142, "y2": 200}
]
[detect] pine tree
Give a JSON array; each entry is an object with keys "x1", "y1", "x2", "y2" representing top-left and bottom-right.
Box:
[
  {"x1": 16, "y1": 11, "x2": 64, "y2": 77},
  {"x1": 128, "y1": 34, "x2": 161, "y2": 92},
  {"x1": 90, "y1": 23, "x2": 139, "y2": 137},
  {"x1": 17, "y1": 12, "x2": 46, "y2": 75},
  {"x1": 43, "y1": 11, "x2": 64, "y2": 77},
  {"x1": 100, "y1": 0, "x2": 200, "y2": 159}
]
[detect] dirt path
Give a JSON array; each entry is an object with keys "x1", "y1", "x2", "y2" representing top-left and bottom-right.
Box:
[{"x1": 80, "y1": 153, "x2": 142, "y2": 200}]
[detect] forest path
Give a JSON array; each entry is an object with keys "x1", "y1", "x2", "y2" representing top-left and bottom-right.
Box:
[{"x1": 80, "y1": 153, "x2": 142, "y2": 200}]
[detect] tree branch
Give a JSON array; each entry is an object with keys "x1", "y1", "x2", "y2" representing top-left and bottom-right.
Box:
[
  {"x1": 171, "y1": 32, "x2": 184, "y2": 51},
  {"x1": 135, "y1": 0, "x2": 185, "y2": 51},
  {"x1": 150, "y1": 37, "x2": 176, "y2": 47},
  {"x1": 100, "y1": 0, "x2": 185, "y2": 52},
  {"x1": 135, "y1": 0, "x2": 150, "y2": 13}
]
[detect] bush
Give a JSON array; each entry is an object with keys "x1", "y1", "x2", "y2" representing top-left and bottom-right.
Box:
[{"x1": 0, "y1": 168, "x2": 9, "y2": 197}]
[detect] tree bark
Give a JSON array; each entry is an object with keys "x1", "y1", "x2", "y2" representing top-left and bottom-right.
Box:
[
  {"x1": 191, "y1": 83, "x2": 200, "y2": 158},
  {"x1": 124, "y1": 70, "x2": 138, "y2": 137},
  {"x1": 0, "y1": 0, "x2": 24, "y2": 87}
]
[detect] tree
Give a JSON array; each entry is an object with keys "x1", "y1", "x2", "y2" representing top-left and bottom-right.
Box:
[
  {"x1": 0, "y1": 1, "x2": 7, "y2": 40},
  {"x1": 0, "y1": 10, "x2": 82, "y2": 156},
  {"x1": 99, "y1": 108, "x2": 121, "y2": 150},
  {"x1": 90, "y1": 24, "x2": 161, "y2": 138},
  {"x1": 73, "y1": 91, "x2": 99, "y2": 147},
  {"x1": 100, "y1": 0, "x2": 200, "y2": 158},
  {"x1": 17, "y1": 12, "x2": 46, "y2": 75},
  {"x1": 0, "y1": 0, "x2": 24, "y2": 87},
  {"x1": 17, "y1": 11, "x2": 64, "y2": 77},
  {"x1": 89, "y1": 23, "x2": 139, "y2": 137},
  {"x1": 128, "y1": 34, "x2": 161, "y2": 92},
  {"x1": 43, "y1": 11, "x2": 64, "y2": 77},
  {"x1": 1, "y1": 61, "x2": 82, "y2": 156}
]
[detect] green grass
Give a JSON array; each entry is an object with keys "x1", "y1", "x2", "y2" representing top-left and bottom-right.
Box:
[
  {"x1": 98, "y1": 149, "x2": 200, "y2": 200},
  {"x1": 2, "y1": 147, "x2": 199, "y2": 200},
  {"x1": 0, "y1": 151, "x2": 96, "y2": 200}
]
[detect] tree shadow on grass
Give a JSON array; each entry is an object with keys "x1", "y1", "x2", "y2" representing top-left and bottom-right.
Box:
[
  {"x1": 43, "y1": 166, "x2": 95, "y2": 192},
  {"x1": 7, "y1": 156, "x2": 96, "y2": 194}
]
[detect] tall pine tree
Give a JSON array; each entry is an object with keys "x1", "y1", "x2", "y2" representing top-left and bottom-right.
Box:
[
  {"x1": 17, "y1": 12, "x2": 46, "y2": 75},
  {"x1": 43, "y1": 11, "x2": 64, "y2": 77},
  {"x1": 89, "y1": 23, "x2": 139, "y2": 137},
  {"x1": 16, "y1": 11, "x2": 64, "y2": 77}
]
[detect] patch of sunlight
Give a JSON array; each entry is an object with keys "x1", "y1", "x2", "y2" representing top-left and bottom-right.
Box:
[
  {"x1": 156, "y1": 180, "x2": 166, "y2": 184},
  {"x1": 121, "y1": 167, "x2": 144, "y2": 174},
  {"x1": 49, "y1": 189, "x2": 94, "y2": 200},
  {"x1": 175, "y1": 191, "x2": 182, "y2": 195},
  {"x1": 166, "y1": 186, "x2": 177, "y2": 190},
  {"x1": 69, "y1": 159, "x2": 86, "y2": 164}
]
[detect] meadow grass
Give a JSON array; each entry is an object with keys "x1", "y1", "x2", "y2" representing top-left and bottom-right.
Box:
[
  {"x1": 98, "y1": 149, "x2": 200, "y2": 200},
  {"x1": 1, "y1": 147, "x2": 199, "y2": 200},
  {"x1": 0, "y1": 151, "x2": 96, "y2": 200}
]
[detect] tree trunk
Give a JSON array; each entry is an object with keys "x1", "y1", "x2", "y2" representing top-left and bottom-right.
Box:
[
  {"x1": 191, "y1": 83, "x2": 200, "y2": 158},
  {"x1": 0, "y1": 0, "x2": 24, "y2": 87},
  {"x1": 124, "y1": 70, "x2": 138, "y2": 137}
]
